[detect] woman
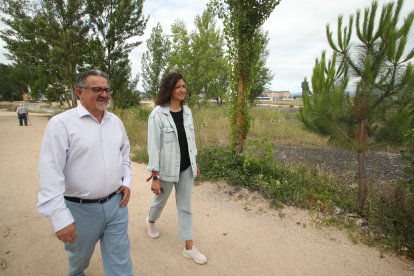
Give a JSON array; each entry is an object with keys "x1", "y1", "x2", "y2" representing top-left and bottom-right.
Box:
[{"x1": 145, "y1": 72, "x2": 207, "y2": 265}]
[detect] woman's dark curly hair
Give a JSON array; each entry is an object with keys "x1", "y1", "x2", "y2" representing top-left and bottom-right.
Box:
[{"x1": 155, "y1": 72, "x2": 185, "y2": 106}]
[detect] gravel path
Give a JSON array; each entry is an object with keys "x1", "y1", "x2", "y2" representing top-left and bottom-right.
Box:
[{"x1": 274, "y1": 145, "x2": 404, "y2": 183}]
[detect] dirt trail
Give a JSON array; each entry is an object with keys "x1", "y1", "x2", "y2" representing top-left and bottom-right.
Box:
[{"x1": 0, "y1": 109, "x2": 413, "y2": 276}]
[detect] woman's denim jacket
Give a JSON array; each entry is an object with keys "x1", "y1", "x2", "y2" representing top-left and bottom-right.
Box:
[{"x1": 146, "y1": 105, "x2": 197, "y2": 182}]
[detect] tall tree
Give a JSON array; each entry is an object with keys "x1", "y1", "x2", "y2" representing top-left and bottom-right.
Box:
[
  {"x1": 190, "y1": 6, "x2": 228, "y2": 106},
  {"x1": 168, "y1": 20, "x2": 191, "y2": 76},
  {"x1": 168, "y1": 20, "x2": 194, "y2": 102},
  {"x1": 213, "y1": 0, "x2": 281, "y2": 154},
  {"x1": 300, "y1": 0, "x2": 414, "y2": 211},
  {"x1": 1, "y1": 0, "x2": 91, "y2": 107},
  {"x1": 41, "y1": 0, "x2": 91, "y2": 107},
  {"x1": 87, "y1": 0, "x2": 148, "y2": 108},
  {"x1": 141, "y1": 23, "x2": 171, "y2": 100},
  {"x1": 248, "y1": 31, "x2": 273, "y2": 105}
]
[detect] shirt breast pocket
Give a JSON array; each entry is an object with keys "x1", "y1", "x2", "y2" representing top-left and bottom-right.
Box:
[{"x1": 162, "y1": 127, "x2": 175, "y2": 144}]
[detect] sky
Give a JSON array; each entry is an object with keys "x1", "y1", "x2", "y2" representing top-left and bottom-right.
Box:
[{"x1": 1, "y1": 0, "x2": 414, "y2": 95}]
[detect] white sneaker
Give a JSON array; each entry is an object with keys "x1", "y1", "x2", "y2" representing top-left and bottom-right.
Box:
[
  {"x1": 146, "y1": 217, "x2": 160, "y2": 238},
  {"x1": 182, "y1": 245, "x2": 208, "y2": 265}
]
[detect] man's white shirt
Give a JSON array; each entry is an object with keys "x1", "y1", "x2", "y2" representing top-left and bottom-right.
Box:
[{"x1": 37, "y1": 104, "x2": 132, "y2": 232}]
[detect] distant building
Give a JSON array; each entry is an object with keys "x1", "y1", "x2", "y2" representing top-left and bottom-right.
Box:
[{"x1": 262, "y1": 91, "x2": 291, "y2": 100}]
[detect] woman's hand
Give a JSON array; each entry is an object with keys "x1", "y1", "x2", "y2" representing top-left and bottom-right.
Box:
[{"x1": 151, "y1": 179, "x2": 162, "y2": 196}]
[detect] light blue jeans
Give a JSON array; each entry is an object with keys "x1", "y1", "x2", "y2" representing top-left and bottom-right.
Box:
[
  {"x1": 148, "y1": 166, "x2": 193, "y2": 241},
  {"x1": 65, "y1": 193, "x2": 132, "y2": 276}
]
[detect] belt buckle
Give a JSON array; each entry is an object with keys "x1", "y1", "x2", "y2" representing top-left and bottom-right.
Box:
[{"x1": 98, "y1": 197, "x2": 108, "y2": 204}]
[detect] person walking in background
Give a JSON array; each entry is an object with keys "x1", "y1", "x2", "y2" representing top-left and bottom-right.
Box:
[
  {"x1": 37, "y1": 70, "x2": 133, "y2": 276},
  {"x1": 145, "y1": 72, "x2": 207, "y2": 265},
  {"x1": 16, "y1": 104, "x2": 29, "y2": 126}
]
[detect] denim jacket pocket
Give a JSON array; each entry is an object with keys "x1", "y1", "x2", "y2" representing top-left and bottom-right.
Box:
[
  {"x1": 162, "y1": 127, "x2": 175, "y2": 144},
  {"x1": 185, "y1": 124, "x2": 195, "y2": 139}
]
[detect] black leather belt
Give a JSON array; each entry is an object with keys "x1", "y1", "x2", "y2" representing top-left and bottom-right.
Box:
[{"x1": 64, "y1": 191, "x2": 117, "y2": 204}]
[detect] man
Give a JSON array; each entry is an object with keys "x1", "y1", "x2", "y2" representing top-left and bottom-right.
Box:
[
  {"x1": 37, "y1": 70, "x2": 133, "y2": 276},
  {"x1": 16, "y1": 104, "x2": 29, "y2": 126}
]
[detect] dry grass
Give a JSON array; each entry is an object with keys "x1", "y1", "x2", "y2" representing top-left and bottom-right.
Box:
[
  {"x1": 193, "y1": 107, "x2": 231, "y2": 147},
  {"x1": 116, "y1": 104, "x2": 328, "y2": 157},
  {"x1": 249, "y1": 107, "x2": 327, "y2": 147},
  {"x1": 256, "y1": 98, "x2": 303, "y2": 107}
]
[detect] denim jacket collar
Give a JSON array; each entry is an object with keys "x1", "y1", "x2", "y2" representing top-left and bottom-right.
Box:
[{"x1": 158, "y1": 105, "x2": 190, "y2": 115}]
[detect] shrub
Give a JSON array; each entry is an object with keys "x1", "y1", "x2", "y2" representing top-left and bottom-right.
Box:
[{"x1": 197, "y1": 145, "x2": 356, "y2": 211}]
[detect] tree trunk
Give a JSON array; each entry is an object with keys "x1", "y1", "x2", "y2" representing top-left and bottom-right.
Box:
[
  {"x1": 357, "y1": 148, "x2": 367, "y2": 211},
  {"x1": 356, "y1": 119, "x2": 368, "y2": 212},
  {"x1": 235, "y1": 74, "x2": 245, "y2": 154},
  {"x1": 70, "y1": 90, "x2": 76, "y2": 108},
  {"x1": 69, "y1": 80, "x2": 76, "y2": 108},
  {"x1": 69, "y1": 63, "x2": 76, "y2": 108},
  {"x1": 64, "y1": 91, "x2": 72, "y2": 109}
]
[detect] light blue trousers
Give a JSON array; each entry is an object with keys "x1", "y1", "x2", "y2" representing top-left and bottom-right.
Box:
[
  {"x1": 65, "y1": 193, "x2": 132, "y2": 276},
  {"x1": 148, "y1": 166, "x2": 194, "y2": 241}
]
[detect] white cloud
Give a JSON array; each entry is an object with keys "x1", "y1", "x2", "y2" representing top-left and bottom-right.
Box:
[
  {"x1": 1, "y1": 0, "x2": 413, "y2": 95},
  {"x1": 263, "y1": 0, "x2": 414, "y2": 94}
]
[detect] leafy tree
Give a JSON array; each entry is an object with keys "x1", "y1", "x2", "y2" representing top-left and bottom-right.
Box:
[
  {"x1": 213, "y1": 0, "x2": 281, "y2": 154},
  {"x1": 0, "y1": 63, "x2": 26, "y2": 101},
  {"x1": 190, "y1": 6, "x2": 228, "y2": 106},
  {"x1": 168, "y1": 20, "x2": 191, "y2": 76},
  {"x1": 300, "y1": 0, "x2": 414, "y2": 211},
  {"x1": 141, "y1": 23, "x2": 171, "y2": 100},
  {"x1": 1, "y1": 0, "x2": 91, "y2": 107},
  {"x1": 249, "y1": 32, "x2": 273, "y2": 105},
  {"x1": 87, "y1": 0, "x2": 148, "y2": 108},
  {"x1": 167, "y1": 20, "x2": 197, "y2": 103},
  {"x1": 41, "y1": 0, "x2": 91, "y2": 106},
  {"x1": 1, "y1": 1, "x2": 50, "y2": 101}
]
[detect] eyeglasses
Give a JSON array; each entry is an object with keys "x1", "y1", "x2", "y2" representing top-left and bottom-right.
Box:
[{"x1": 80, "y1": 86, "x2": 112, "y2": 94}]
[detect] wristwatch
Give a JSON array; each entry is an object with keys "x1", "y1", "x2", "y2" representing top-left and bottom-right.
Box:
[{"x1": 152, "y1": 175, "x2": 159, "y2": 181}]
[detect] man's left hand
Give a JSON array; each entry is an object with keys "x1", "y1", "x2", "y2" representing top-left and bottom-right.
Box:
[{"x1": 117, "y1": 186, "x2": 130, "y2": 208}]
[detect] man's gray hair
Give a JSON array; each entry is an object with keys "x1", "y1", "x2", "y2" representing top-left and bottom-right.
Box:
[{"x1": 75, "y1": 70, "x2": 109, "y2": 88}]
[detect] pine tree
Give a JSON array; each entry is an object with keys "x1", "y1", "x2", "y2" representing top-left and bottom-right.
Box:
[{"x1": 300, "y1": 0, "x2": 414, "y2": 211}]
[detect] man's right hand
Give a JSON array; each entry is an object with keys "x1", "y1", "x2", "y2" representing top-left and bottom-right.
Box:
[{"x1": 56, "y1": 223, "x2": 77, "y2": 244}]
